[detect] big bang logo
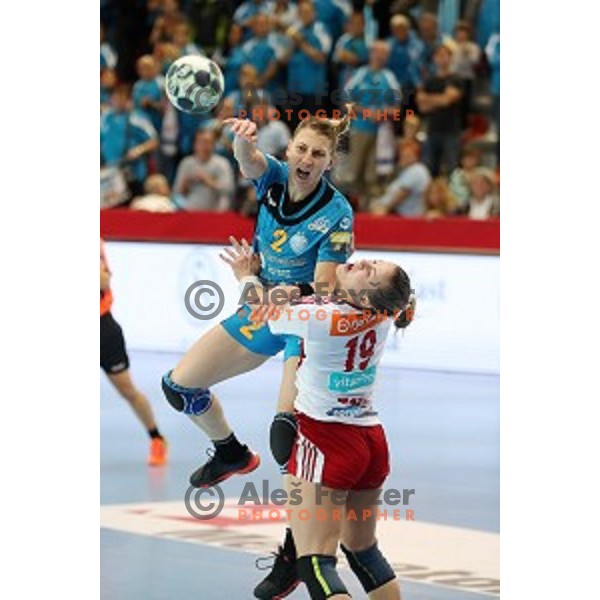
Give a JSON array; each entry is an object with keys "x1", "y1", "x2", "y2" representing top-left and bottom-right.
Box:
[
  {"x1": 329, "y1": 231, "x2": 352, "y2": 253},
  {"x1": 330, "y1": 310, "x2": 388, "y2": 336}
]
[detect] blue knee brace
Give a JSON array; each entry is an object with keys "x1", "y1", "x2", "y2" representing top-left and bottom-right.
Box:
[
  {"x1": 161, "y1": 371, "x2": 212, "y2": 416},
  {"x1": 341, "y1": 542, "x2": 396, "y2": 593}
]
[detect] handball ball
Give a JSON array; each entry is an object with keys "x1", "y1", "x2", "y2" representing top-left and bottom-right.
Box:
[{"x1": 165, "y1": 55, "x2": 225, "y2": 114}]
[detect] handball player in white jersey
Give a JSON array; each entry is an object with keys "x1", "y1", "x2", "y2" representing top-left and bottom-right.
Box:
[{"x1": 222, "y1": 242, "x2": 414, "y2": 600}]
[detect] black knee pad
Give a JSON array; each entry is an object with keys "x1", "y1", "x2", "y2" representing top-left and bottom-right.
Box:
[
  {"x1": 297, "y1": 555, "x2": 349, "y2": 599},
  {"x1": 341, "y1": 542, "x2": 396, "y2": 593},
  {"x1": 161, "y1": 371, "x2": 212, "y2": 416},
  {"x1": 270, "y1": 412, "x2": 298, "y2": 466}
]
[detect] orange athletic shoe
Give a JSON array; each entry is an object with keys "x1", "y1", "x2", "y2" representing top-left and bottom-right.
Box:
[{"x1": 148, "y1": 437, "x2": 168, "y2": 466}]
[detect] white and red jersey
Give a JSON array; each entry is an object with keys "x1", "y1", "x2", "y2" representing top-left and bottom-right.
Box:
[{"x1": 269, "y1": 296, "x2": 392, "y2": 426}]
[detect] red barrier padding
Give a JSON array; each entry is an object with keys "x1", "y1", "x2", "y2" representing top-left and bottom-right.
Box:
[{"x1": 101, "y1": 209, "x2": 499, "y2": 254}]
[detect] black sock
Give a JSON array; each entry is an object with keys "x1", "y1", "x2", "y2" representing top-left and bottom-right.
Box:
[
  {"x1": 214, "y1": 432, "x2": 246, "y2": 463},
  {"x1": 148, "y1": 427, "x2": 163, "y2": 440},
  {"x1": 283, "y1": 527, "x2": 296, "y2": 559}
]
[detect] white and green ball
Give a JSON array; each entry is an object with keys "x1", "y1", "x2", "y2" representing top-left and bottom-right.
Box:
[{"x1": 165, "y1": 55, "x2": 225, "y2": 115}]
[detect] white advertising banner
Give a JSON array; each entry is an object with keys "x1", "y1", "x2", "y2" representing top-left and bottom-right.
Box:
[{"x1": 105, "y1": 242, "x2": 499, "y2": 374}]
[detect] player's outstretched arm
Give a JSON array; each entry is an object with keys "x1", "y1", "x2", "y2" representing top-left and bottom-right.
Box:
[
  {"x1": 223, "y1": 118, "x2": 268, "y2": 180},
  {"x1": 313, "y1": 261, "x2": 341, "y2": 295}
]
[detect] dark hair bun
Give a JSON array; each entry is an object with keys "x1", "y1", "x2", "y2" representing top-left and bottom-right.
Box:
[{"x1": 394, "y1": 295, "x2": 416, "y2": 330}]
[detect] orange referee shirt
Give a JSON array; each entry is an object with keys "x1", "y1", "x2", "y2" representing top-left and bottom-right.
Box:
[{"x1": 100, "y1": 238, "x2": 113, "y2": 316}]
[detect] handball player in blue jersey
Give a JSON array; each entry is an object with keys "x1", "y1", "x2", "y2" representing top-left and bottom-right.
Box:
[{"x1": 162, "y1": 111, "x2": 354, "y2": 489}]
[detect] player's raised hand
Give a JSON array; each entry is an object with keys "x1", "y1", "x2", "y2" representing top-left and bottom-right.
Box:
[
  {"x1": 223, "y1": 118, "x2": 268, "y2": 179},
  {"x1": 219, "y1": 236, "x2": 261, "y2": 280},
  {"x1": 222, "y1": 118, "x2": 258, "y2": 143}
]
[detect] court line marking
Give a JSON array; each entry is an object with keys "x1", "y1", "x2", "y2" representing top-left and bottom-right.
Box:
[{"x1": 101, "y1": 499, "x2": 499, "y2": 596}]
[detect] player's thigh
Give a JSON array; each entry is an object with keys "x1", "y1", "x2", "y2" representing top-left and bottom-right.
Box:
[
  {"x1": 172, "y1": 323, "x2": 268, "y2": 388},
  {"x1": 340, "y1": 488, "x2": 382, "y2": 551},
  {"x1": 289, "y1": 476, "x2": 345, "y2": 557}
]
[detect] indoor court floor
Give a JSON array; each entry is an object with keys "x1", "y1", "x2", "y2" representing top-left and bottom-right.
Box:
[{"x1": 101, "y1": 350, "x2": 499, "y2": 599}]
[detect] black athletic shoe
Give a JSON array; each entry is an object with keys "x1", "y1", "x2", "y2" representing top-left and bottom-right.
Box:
[
  {"x1": 189, "y1": 446, "x2": 260, "y2": 488},
  {"x1": 253, "y1": 546, "x2": 300, "y2": 599}
]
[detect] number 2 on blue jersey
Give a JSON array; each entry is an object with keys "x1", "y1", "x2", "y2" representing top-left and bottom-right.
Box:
[{"x1": 270, "y1": 229, "x2": 288, "y2": 253}]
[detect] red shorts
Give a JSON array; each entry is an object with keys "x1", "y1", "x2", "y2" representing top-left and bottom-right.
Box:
[{"x1": 287, "y1": 412, "x2": 390, "y2": 490}]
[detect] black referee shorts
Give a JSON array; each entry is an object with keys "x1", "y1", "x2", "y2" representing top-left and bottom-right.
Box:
[{"x1": 100, "y1": 312, "x2": 130, "y2": 375}]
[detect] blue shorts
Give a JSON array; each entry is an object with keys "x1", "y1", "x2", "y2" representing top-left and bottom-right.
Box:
[{"x1": 221, "y1": 304, "x2": 302, "y2": 360}]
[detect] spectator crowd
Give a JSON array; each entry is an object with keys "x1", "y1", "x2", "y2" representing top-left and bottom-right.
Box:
[{"x1": 100, "y1": 0, "x2": 500, "y2": 220}]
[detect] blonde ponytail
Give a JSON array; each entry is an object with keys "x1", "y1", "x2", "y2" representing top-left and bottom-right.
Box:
[{"x1": 329, "y1": 103, "x2": 354, "y2": 138}]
